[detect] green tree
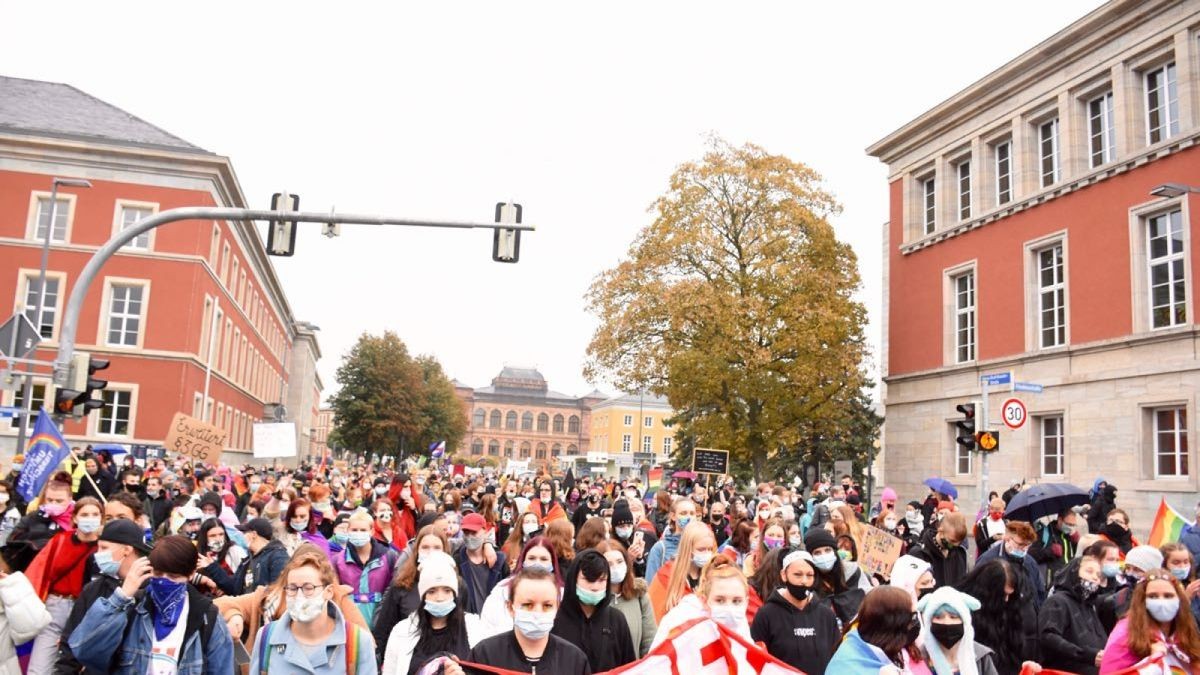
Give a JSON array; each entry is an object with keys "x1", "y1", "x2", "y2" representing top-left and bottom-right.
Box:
[
  {"x1": 328, "y1": 332, "x2": 467, "y2": 460},
  {"x1": 585, "y1": 138, "x2": 873, "y2": 482},
  {"x1": 765, "y1": 384, "x2": 883, "y2": 487}
]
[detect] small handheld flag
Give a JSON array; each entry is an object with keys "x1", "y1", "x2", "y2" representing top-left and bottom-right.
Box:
[
  {"x1": 429, "y1": 440, "x2": 446, "y2": 458},
  {"x1": 17, "y1": 412, "x2": 71, "y2": 503},
  {"x1": 1148, "y1": 498, "x2": 1189, "y2": 548}
]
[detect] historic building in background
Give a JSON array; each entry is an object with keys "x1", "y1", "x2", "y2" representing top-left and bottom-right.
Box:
[
  {"x1": 0, "y1": 76, "x2": 320, "y2": 465},
  {"x1": 588, "y1": 393, "x2": 674, "y2": 478},
  {"x1": 868, "y1": 0, "x2": 1199, "y2": 527},
  {"x1": 309, "y1": 406, "x2": 335, "y2": 461},
  {"x1": 454, "y1": 366, "x2": 606, "y2": 472}
]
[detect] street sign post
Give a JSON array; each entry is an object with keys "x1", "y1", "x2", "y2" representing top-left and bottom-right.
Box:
[
  {"x1": 1002, "y1": 398, "x2": 1027, "y2": 430},
  {"x1": 1014, "y1": 382, "x2": 1044, "y2": 394},
  {"x1": 980, "y1": 372, "x2": 1012, "y2": 387}
]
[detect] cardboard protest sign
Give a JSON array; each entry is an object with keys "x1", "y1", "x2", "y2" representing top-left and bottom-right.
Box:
[
  {"x1": 164, "y1": 413, "x2": 228, "y2": 465},
  {"x1": 859, "y1": 523, "x2": 903, "y2": 578}
]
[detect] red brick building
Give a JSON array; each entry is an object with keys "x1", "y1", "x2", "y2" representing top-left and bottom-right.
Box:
[
  {"x1": 868, "y1": 0, "x2": 1199, "y2": 528},
  {"x1": 0, "y1": 76, "x2": 319, "y2": 465}
]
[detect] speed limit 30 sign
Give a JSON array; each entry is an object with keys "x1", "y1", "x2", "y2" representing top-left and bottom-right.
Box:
[{"x1": 1002, "y1": 398, "x2": 1027, "y2": 430}]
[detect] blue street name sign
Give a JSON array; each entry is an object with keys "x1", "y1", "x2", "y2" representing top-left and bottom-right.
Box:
[
  {"x1": 0, "y1": 406, "x2": 18, "y2": 418},
  {"x1": 1014, "y1": 382, "x2": 1044, "y2": 394},
  {"x1": 980, "y1": 372, "x2": 1012, "y2": 386}
]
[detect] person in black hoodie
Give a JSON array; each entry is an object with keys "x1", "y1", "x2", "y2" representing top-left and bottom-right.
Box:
[
  {"x1": 551, "y1": 549, "x2": 636, "y2": 672},
  {"x1": 1038, "y1": 556, "x2": 1108, "y2": 675},
  {"x1": 462, "y1": 566, "x2": 592, "y2": 674},
  {"x1": 611, "y1": 499, "x2": 656, "y2": 579},
  {"x1": 751, "y1": 549, "x2": 840, "y2": 675}
]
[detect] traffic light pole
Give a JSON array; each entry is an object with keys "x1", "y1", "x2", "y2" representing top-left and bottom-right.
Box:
[
  {"x1": 52, "y1": 206, "x2": 536, "y2": 389},
  {"x1": 978, "y1": 379, "x2": 990, "y2": 511}
]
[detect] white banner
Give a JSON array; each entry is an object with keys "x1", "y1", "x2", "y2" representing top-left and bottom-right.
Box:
[{"x1": 253, "y1": 422, "x2": 297, "y2": 458}]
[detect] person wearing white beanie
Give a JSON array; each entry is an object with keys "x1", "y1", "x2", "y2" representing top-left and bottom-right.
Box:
[
  {"x1": 917, "y1": 586, "x2": 999, "y2": 675},
  {"x1": 890, "y1": 555, "x2": 935, "y2": 603},
  {"x1": 383, "y1": 551, "x2": 489, "y2": 674}
]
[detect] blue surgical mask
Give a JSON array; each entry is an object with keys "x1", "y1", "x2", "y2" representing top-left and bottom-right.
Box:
[
  {"x1": 425, "y1": 598, "x2": 456, "y2": 617},
  {"x1": 347, "y1": 532, "x2": 371, "y2": 548},
  {"x1": 331, "y1": 533, "x2": 348, "y2": 545},
  {"x1": 76, "y1": 517, "x2": 101, "y2": 534},
  {"x1": 576, "y1": 586, "x2": 606, "y2": 606},
  {"x1": 1171, "y1": 567, "x2": 1191, "y2": 581},
  {"x1": 676, "y1": 516, "x2": 692, "y2": 530},
  {"x1": 290, "y1": 519, "x2": 308, "y2": 532},
  {"x1": 1102, "y1": 562, "x2": 1120, "y2": 578},
  {"x1": 813, "y1": 552, "x2": 837, "y2": 572},
  {"x1": 523, "y1": 560, "x2": 554, "y2": 573},
  {"x1": 1147, "y1": 597, "x2": 1180, "y2": 623},
  {"x1": 93, "y1": 550, "x2": 121, "y2": 576},
  {"x1": 513, "y1": 609, "x2": 555, "y2": 639},
  {"x1": 692, "y1": 551, "x2": 713, "y2": 569},
  {"x1": 609, "y1": 564, "x2": 627, "y2": 585}
]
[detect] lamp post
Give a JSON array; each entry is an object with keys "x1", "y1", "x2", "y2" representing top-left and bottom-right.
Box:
[
  {"x1": 14, "y1": 177, "x2": 91, "y2": 453},
  {"x1": 1149, "y1": 183, "x2": 1200, "y2": 198}
]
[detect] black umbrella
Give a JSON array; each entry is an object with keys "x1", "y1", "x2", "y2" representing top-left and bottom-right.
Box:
[{"x1": 1004, "y1": 483, "x2": 1088, "y2": 522}]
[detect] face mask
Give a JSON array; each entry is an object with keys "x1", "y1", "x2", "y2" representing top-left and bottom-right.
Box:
[
  {"x1": 1171, "y1": 567, "x2": 1191, "y2": 581},
  {"x1": 348, "y1": 532, "x2": 372, "y2": 548},
  {"x1": 125, "y1": 483, "x2": 140, "y2": 492},
  {"x1": 813, "y1": 552, "x2": 837, "y2": 572},
  {"x1": 377, "y1": 511, "x2": 393, "y2": 522},
  {"x1": 615, "y1": 526, "x2": 633, "y2": 539},
  {"x1": 784, "y1": 581, "x2": 812, "y2": 601},
  {"x1": 1102, "y1": 562, "x2": 1120, "y2": 578},
  {"x1": 465, "y1": 534, "x2": 485, "y2": 551},
  {"x1": 290, "y1": 519, "x2": 308, "y2": 532},
  {"x1": 883, "y1": 517, "x2": 898, "y2": 530},
  {"x1": 42, "y1": 502, "x2": 69, "y2": 517},
  {"x1": 917, "y1": 586, "x2": 935, "y2": 601},
  {"x1": 12, "y1": 463, "x2": 22, "y2": 471},
  {"x1": 186, "y1": 528, "x2": 199, "y2": 540},
  {"x1": 523, "y1": 560, "x2": 554, "y2": 573},
  {"x1": 513, "y1": 609, "x2": 555, "y2": 639},
  {"x1": 763, "y1": 536, "x2": 785, "y2": 550},
  {"x1": 288, "y1": 593, "x2": 327, "y2": 623},
  {"x1": 0, "y1": 493, "x2": 12, "y2": 505},
  {"x1": 147, "y1": 488, "x2": 161, "y2": 498},
  {"x1": 374, "y1": 486, "x2": 388, "y2": 495},
  {"x1": 692, "y1": 551, "x2": 713, "y2": 568},
  {"x1": 523, "y1": 492, "x2": 534, "y2": 499},
  {"x1": 94, "y1": 550, "x2": 121, "y2": 576},
  {"x1": 249, "y1": 483, "x2": 262, "y2": 492},
  {"x1": 609, "y1": 564, "x2": 627, "y2": 585},
  {"x1": 837, "y1": 549, "x2": 852, "y2": 561},
  {"x1": 506, "y1": 491, "x2": 516, "y2": 499},
  {"x1": 709, "y1": 603, "x2": 745, "y2": 627},
  {"x1": 576, "y1": 586, "x2": 606, "y2": 606},
  {"x1": 278, "y1": 501, "x2": 290, "y2": 512},
  {"x1": 522, "y1": 522, "x2": 540, "y2": 536},
  {"x1": 988, "y1": 511, "x2": 1003, "y2": 521},
  {"x1": 401, "y1": 490, "x2": 412, "y2": 501},
  {"x1": 905, "y1": 614, "x2": 922, "y2": 645},
  {"x1": 1060, "y1": 523, "x2": 1075, "y2": 536},
  {"x1": 332, "y1": 533, "x2": 348, "y2": 545},
  {"x1": 788, "y1": 535, "x2": 802, "y2": 547},
  {"x1": 1147, "y1": 597, "x2": 1181, "y2": 623},
  {"x1": 76, "y1": 517, "x2": 101, "y2": 534},
  {"x1": 1007, "y1": 545, "x2": 1026, "y2": 560},
  {"x1": 425, "y1": 598, "x2": 455, "y2": 617},
  {"x1": 208, "y1": 538, "x2": 225, "y2": 552},
  {"x1": 930, "y1": 622, "x2": 965, "y2": 649},
  {"x1": 676, "y1": 516, "x2": 692, "y2": 530},
  {"x1": 1080, "y1": 579, "x2": 1100, "y2": 598}
]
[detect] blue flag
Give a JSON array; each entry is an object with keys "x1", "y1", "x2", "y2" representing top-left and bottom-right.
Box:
[
  {"x1": 429, "y1": 440, "x2": 446, "y2": 458},
  {"x1": 17, "y1": 411, "x2": 70, "y2": 503}
]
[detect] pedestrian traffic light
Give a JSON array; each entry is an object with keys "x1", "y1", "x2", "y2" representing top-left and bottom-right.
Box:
[
  {"x1": 976, "y1": 430, "x2": 1000, "y2": 452},
  {"x1": 53, "y1": 352, "x2": 108, "y2": 418},
  {"x1": 955, "y1": 402, "x2": 976, "y2": 451}
]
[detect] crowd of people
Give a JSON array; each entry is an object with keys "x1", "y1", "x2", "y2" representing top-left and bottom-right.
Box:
[{"x1": 0, "y1": 445, "x2": 1195, "y2": 674}]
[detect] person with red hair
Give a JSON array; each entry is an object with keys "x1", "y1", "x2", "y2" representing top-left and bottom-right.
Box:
[
  {"x1": 371, "y1": 498, "x2": 409, "y2": 552},
  {"x1": 386, "y1": 472, "x2": 425, "y2": 544}
]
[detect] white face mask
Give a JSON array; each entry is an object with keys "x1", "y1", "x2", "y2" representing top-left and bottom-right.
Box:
[{"x1": 287, "y1": 594, "x2": 326, "y2": 623}]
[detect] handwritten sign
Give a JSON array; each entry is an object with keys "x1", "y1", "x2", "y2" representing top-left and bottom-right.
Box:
[
  {"x1": 692, "y1": 448, "x2": 729, "y2": 475},
  {"x1": 164, "y1": 413, "x2": 227, "y2": 465},
  {"x1": 859, "y1": 524, "x2": 903, "y2": 579}
]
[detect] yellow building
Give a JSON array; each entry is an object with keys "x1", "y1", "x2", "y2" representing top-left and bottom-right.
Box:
[{"x1": 587, "y1": 393, "x2": 674, "y2": 478}]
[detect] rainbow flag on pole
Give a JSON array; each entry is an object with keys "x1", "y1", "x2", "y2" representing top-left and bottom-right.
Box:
[{"x1": 1148, "y1": 498, "x2": 1189, "y2": 548}]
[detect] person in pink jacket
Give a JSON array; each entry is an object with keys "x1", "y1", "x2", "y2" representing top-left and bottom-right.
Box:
[{"x1": 1100, "y1": 568, "x2": 1200, "y2": 673}]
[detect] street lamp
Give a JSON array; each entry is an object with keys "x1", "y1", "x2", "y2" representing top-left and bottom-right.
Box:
[{"x1": 1150, "y1": 183, "x2": 1200, "y2": 198}]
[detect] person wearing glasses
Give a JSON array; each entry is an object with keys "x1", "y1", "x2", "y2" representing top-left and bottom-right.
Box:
[
  {"x1": 249, "y1": 547, "x2": 376, "y2": 674},
  {"x1": 976, "y1": 520, "x2": 1047, "y2": 608}
]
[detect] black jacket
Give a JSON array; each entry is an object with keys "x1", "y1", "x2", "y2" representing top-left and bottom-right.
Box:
[
  {"x1": 1029, "y1": 521, "x2": 1077, "y2": 587},
  {"x1": 1038, "y1": 560, "x2": 1107, "y2": 675},
  {"x1": 571, "y1": 500, "x2": 605, "y2": 531},
  {"x1": 909, "y1": 530, "x2": 969, "y2": 588},
  {"x1": 142, "y1": 492, "x2": 172, "y2": 531},
  {"x1": 54, "y1": 572, "x2": 122, "y2": 675},
  {"x1": 551, "y1": 552, "x2": 636, "y2": 672},
  {"x1": 3, "y1": 510, "x2": 63, "y2": 572},
  {"x1": 466, "y1": 631, "x2": 592, "y2": 674},
  {"x1": 230, "y1": 539, "x2": 288, "y2": 594},
  {"x1": 750, "y1": 590, "x2": 840, "y2": 675}
]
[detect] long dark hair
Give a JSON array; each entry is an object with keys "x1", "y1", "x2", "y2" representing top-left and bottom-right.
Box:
[
  {"x1": 955, "y1": 559, "x2": 1023, "y2": 661},
  {"x1": 412, "y1": 584, "x2": 468, "y2": 654},
  {"x1": 857, "y1": 586, "x2": 920, "y2": 666},
  {"x1": 198, "y1": 518, "x2": 232, "y2": 559},
  {"x1": 749, "y1": 546, "x2": 786, "y2": 600}
]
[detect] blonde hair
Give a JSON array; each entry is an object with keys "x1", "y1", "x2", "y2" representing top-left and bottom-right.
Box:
[
  {"x1": 834, "y1": 504, "x2": 867, "y2": 551},
  {"x1": 347, "y1": 510, "x2": 374, "y2": 528},
  {"x1": 665, "y1": 521, "x2": 717, "y2": 612}
]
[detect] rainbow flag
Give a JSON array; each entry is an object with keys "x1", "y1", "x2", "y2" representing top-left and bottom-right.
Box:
[
  {"x1": 647, "y1": 467, "x2": 663, "y2": 493},
  {"x1": 1148, "y1": 498, "x2": 1189, "y2": 548}
]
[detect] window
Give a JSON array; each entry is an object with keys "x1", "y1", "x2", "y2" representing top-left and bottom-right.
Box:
[
  {"x1": 567, "y1": 444, "x2": 578, "y2": 455},
  {"x1": 1039, "y1": 118, "x2": 1059, "y2": 187},
  {"x1": 219, "y1": 242, "x2": 230, "y2": 284},
  {"x1": 521, "y1": 412, "x2": 533, "y2": 431},
  {"x1": 622, "y1": 434, "x2": 632, "y2": 453},
  {"x1": 504, "y1": 441, "x2": 513, "y2": 458},
  {"x1": 568, "y1": 415, "x2": 580, "y2": 433},
  {"x1": 117, "y1": 204, "x2": 154, "y2": 249},
  {"x1": 1038, "y1": 244, "x2": 1066, "y2": 348},
  {"x1": 1146, "y1": 62, "x2": 1179, "y2": 144},
  {"x1": 9, "y1": 383, "x2": 46, "y2": 429},
  {"x1": 994, "y1": 141, "x2": 1012, "y2": 205},
  {"x1": 106, "y1": 283, "x2": 146, "y2": 347},
  {"x1": 488, "y1": 440, "x2": 499, "y2": 456},
  {"x1": 623, "y1": 414, "x2": 633, "y2": 426},
  {"x1": 520, "y1": 442, "x2": 531, "y2": 459},
  {"x1": 642, "y1": 436, "x2": 652, "y2": 453},
  {"x1": 922, "y1": 176, "x2": 936, "y2": 234},
  {"x1": 553, "y1": 414, "x2": 564, "y2": 433},
  {"x1": 1041, "y1": 416, "x2": 1065, "y2": 476},
  {"x1": 1154, "y1": 407, "x2": 1188, "y2": 477},
  {"x1": 98, "y1": 390, "x2": 132, "y2": 436},
  {"x1": 33, "y1": 196, "x2": 70, "y2": 243},
  {"x1": 1088, "y1": 92, "x2": 1115, "y2": 167},
  {"x1": 20, "y1": 273, "x2": 61, "y2": 339},
  {"x1": 663, "y1": 437, "x2": 673, "y2": 455},
  {"x1": 954, "y1": 271, "x2": 976, "y2": 362},
  {"x1": 956, "y1": 160, "x2": 971, "y2": 221},
  {"x1": 644, "y1": 416, "x2": 653, "y2": 428},
  {"x1": 1148, "y1": 209, "x2": 1187, "y2": 329},
  {"x1": 489, "y1": 410, "x2": 501, "y2": 428},
  {"x1": 535, "y1": 444, "x2": 547, "y2": 460},
  {"x1": 505, "y1": 411, "x2": 517, "y2": 430},
  {"x1": 954, "y1": 423, "x2": 972, "y2": 475},
  {"x1": 537, "y1": 413, "x2": 549, "y2": 432},
  {"x1": 551, "y1": 443, "x2": 562, "y2": 457},
  {"x1": 473, "y1": 409, "x2": 486, "y2": 427}
]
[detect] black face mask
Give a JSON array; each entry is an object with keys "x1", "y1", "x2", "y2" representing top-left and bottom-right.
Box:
[
  {"x1": 905, "y1": 613, "x2": 921, "y2": 645},
  {"x1": 930, "y1": 622, "x2": 965, "y2": 649},
  {"x1": 784, "y1": 581, "x2": 812, "y2": 601},
  {"x1": 917, "y1": 586, "x2": 935, "y2": 601}
]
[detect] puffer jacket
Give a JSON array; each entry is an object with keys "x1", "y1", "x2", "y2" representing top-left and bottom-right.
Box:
[
  {"x1": 1037, "y1": 559, "x2": 1108, "y2": 675},
  {"x1": 330, "y1": 539, "x2": 399, "y2": 625},
  {"x1": 0, "y1": 572, "x2": 51, "y2": 675}
]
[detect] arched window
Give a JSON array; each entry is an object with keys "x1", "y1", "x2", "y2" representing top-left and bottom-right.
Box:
[
  {"x1": 521, "y1": 412, "x2": 533, "y2": 431},
  {"x1": 504, "y1": 440, "x2": 514, "y2": 458},
  {"x1": 520, "y1": 441, "x2": 531, "y2": 458},
  {"x1": 568, "y1": 415, "x2": 580, "y2": 434},
  {"x1": 473, "y1": 409, "x2": 486, "y2": 428},
  {"x1": 566, "y1": 444, "x2": 578, "y2": 455},
  {"x1": 471, "y1": 438, "x2": 483, "y2": 455},
  {"x1": 489, "y1": 410, "x2": 501, "y2": 428},
  {"x1": 537, "y1": 413, "x2": 549, "y2": 432},
  {"x1": 552, "y1": 414, "x2": 564, "y2": 433},
  {"x1": 535, "y1": 443, "x2": 547, "y2": 460},
  {"x1": 488, "y1": 440, "x2": 499, "y2": 456},
  {"x1": 551, "y1": 443, "x2": 562, "y2": 457},
  {"x1": 505, "y1": 411, "x2": 518, "y2": 430}
]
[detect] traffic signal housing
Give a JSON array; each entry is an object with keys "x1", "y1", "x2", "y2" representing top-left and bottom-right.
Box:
[
  {"x1": 955, "y1": 402, "x2": 976, "y2": 451},
  {"x1": 53, "y1": 352, "x2": 109, "y2": 418},
  {"x1": 976, "y1": 430, "x2": 1001, "y2": 452}
]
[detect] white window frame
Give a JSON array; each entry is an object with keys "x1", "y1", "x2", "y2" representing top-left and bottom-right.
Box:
[
  {"x1": 112, "y1": 199, "x2": 158, "y2": 250},
  {"x1": 1145, "y1": 62, "x2": 1179, "y2": 145},
  {"x1": 1039, "y1": 118, "x2": 1060, "y2": 188},
  {"x1": 994, "y1": 141, "x2": 1012, "y2": 205},
  {"x1": 956, "y1": 160, "x2": 971, "y2": 221},
  {"x1": 1040, "y1": 415, "x2": 1065, "y2": 477},
  {"x1": 922, "y1": 176, "x2": 936, "y2": 234},
  {"x1": 25, "y1": 191, "x2": 79, "y2": 244},
  {"x1": 1152, "y1": 406, "x2": 1188, "y2": 478},
  {"x1": 6, "y1": 379, "x2": 48, "y2": 429},
  {"x1": 1087, "y1": 91, "x2": 1115, "y2": 168},
  {"x1": 623, "y1": 414, "x2": 633, "y2": 426},
  {"x1": 14, "y1": 268, "x2": 67, "y2": 342},
  {"x1": 643, "y1": 416, "x2": 652, "y2": 428},
  {"x1": 93, "y1": 385, "x2": 137, "y2": 438},
  {"x1": 99, "y1": 278, "x2": 150, "y2": 349},
  {"x1": 1037, "y1": 242, "x2": 1067, "y2": 348},
  {"x1": 954, "y1": 271, "x2": 976, "y2": 363},
  {"x1": 662, "y1": 437, "x2": 673, "y2": 456},
  {"x1": 953, "y1": 422, "x2": 973, "y2": 475},
  {"x1": 622, "y1": 434, "x2": 632, "y2": 453},
  {"x1": 1146, "y1": 208, "x2": 1188, "y2": 329},
  {"x1": 642, "y1": 435, "x2": 652, "y2": 453}
]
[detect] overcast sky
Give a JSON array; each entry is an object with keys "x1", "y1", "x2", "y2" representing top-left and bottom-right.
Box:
[{"x1": 4, "y1": 1, "x2": 1104, "y2": 402}]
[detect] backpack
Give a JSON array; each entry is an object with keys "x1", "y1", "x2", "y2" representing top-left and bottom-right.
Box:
[{"x1": 256, "y1": 618, "x2": 364, "y2": 674}]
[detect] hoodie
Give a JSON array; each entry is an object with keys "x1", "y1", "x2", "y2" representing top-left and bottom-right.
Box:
[
  {"x1": 750, "y1": 589, "x2": 841, "y2": 675},
  {"x1": 644, "y1": 530, "x2": 679, "y2": 582},
  {"x1": 1037, "y1": 559, "x2": 1107, "y2": 675},
  {"x1": 551, "y1": 550, "x2": 637, "y2": 673},
  {"x1": 917, "y1": 586, "x2": 999, "y2": 675}
]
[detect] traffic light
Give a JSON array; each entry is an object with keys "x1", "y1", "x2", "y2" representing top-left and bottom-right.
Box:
[
  {"x1": 976, "y1": 430, "x2": 1000, "y2": 452},
  {"x1": 492, "y1": 202, "x2": 522, "y2": 263},
  {"x1": 53, "y1": 352, "x2": 109, "y2": 418},
  {"x1": 955, "y1": 402, "x2": 976, "y2": 451},
  {"x1": 267, "y1": 191, "x2": 300, "y2": 256}
]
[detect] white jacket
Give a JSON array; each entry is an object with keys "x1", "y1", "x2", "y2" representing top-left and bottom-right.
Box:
[
  {"x1": 0, "y1": 572, "x2": 51, "y2": 675},
  {"x1": 479, "y1": 577, "x2": 565, "y2": 636},
  {"x1": 382, "y1": 611, "x2": 491, "y2": 675}
]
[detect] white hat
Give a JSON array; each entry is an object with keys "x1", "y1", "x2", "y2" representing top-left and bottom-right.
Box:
[
  {"x1": 179, "y1": 506, "x2": 204, "y2": 521},
  {"x1": 1125, "y1": 545, "x2": 1164, "y2": 573},
  {"x1": 417, "y1": 551, "x2": 459, "y2": 598}
]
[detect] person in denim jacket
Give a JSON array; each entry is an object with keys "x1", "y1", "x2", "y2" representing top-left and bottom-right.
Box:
[{"x1": 68, "y1": 535, "x2": 232, "y2": 674}]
